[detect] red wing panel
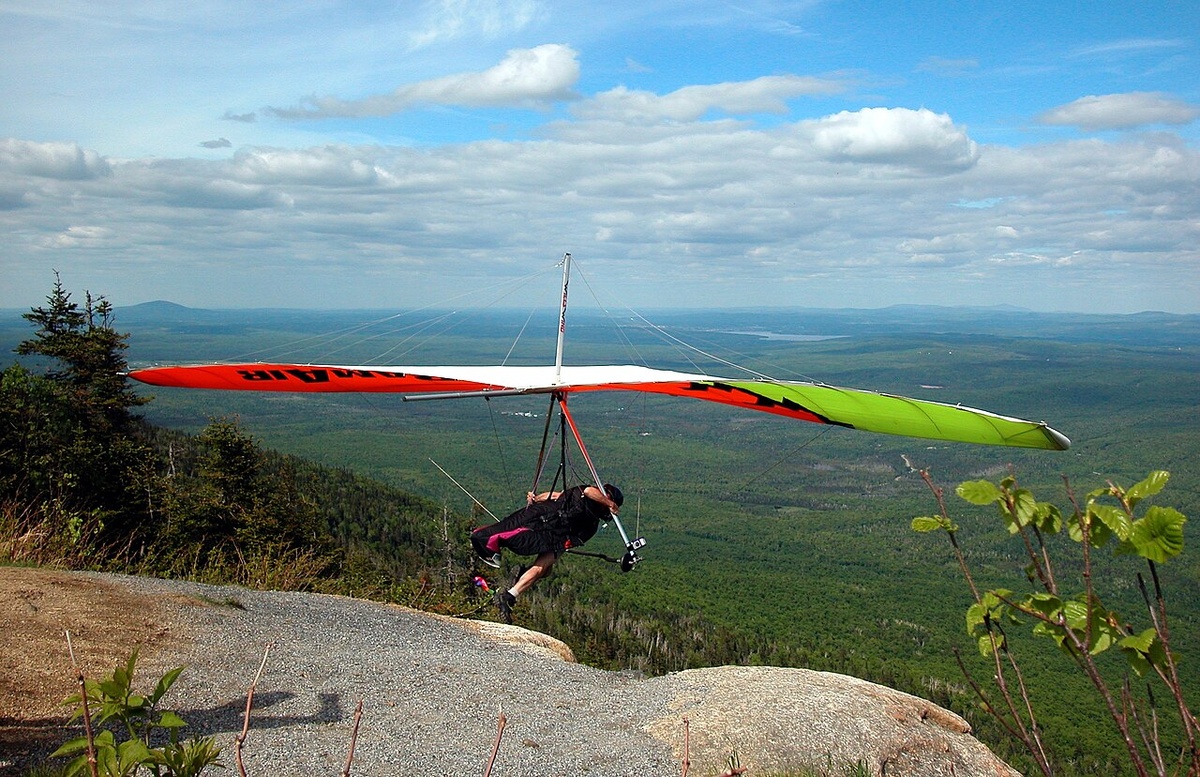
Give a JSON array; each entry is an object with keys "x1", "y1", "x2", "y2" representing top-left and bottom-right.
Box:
[{"x1": 129, "y1": 364, "x2": 496, "y2": 394}]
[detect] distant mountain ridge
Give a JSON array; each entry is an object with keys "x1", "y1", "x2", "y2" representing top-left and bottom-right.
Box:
[{"x1": 4, "y1": 302, "x2": 1197, "y2": 360}]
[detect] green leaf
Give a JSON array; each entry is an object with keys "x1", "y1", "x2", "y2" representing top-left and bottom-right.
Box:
[
  {"x1": 911, "y1": 515, "x2": 952, "y2": 533},
  {"x1": 957, "y1": 480, "x2": 1002, "y2": 505},
  {"x1": 1032, "y1": 619, "x2": 1068, "y2": 648},
  {"x1": 1001, "y1": 507, "x2": 1020, "y2": 535},
  {"x1": 966, "y1": 602, "x2": 986, "y2": 635},
  {"x1": 1024, "y1": 593, "x2": 1062, "y2": 618},
  {"x1": 1069, "y1": 507, "x2": 1117, "y2": 547},
  {"x1": 1066, "y1": 511, "x2": 1084, "y2": 543},
  {"x1": 1127, "y1": 470, "x2": 1169, "y2": 507},
  {"x1": 967, "y1": 590, "x2": 1013, "y2": 637},
  {"x1": 61, "y1": 728, "x2": 117, "y2": 770},
  {"x1": 50, "y1": 735, "x2": 91, "y2": 759},
  {"x1": 1060, "y1": 598, "x2": 1123, "y2": 655},
  {"x1": 1091, "y1": 618, "x2": 1123, "y2": 656},
  {"x1": 1123, "y1": 647, "x2": 1152, "y2": 677},
  {"x1": 161, "y1": 736, "x2": 224, "y2": 777},
  {"x1": 1035, "y1": 503, "x2": 1063, "y2": 534},
  {"x1": 98, "y1": 677, "x2": 125, "y2": 700},
  {"x1": 1129, "y1": 506, "x2": 1187, "y2": 562},
  {"x1": 1089, "y1": 503, "x2": 1133, "y2": 542},
  {"x1": 158, "y1": 710, "x2": 188, "y2": 729},
  {"x1": 151, "y1": 666, "x2": 185, "y2": 705},
  {"x1": 115, "y1": 738, "x2": 156, "y2": 774},
  {"x1": 1121, "y1": 628, "x2": 1155, "y2": 652},
  {"x1": 1061, "y1": 598, "x2": 1088, "y2": 630},
  {"x1": 981, "y1": 589, "x2": 1011, "y2": 611},
  {"x1": 1118, "y1": 627, "x2": 1160, "y2": 674},
  {"x1": 1012, "y1": 490, "x2": 1038, "y2": 527}
]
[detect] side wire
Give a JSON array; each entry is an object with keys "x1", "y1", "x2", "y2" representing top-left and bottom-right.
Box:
[
  {"x1": 429, "y1": 458, "x2": 497, "y2": 522},
  {"x1": 484, "y1": 397, "x2": 513, "y2": 495}
]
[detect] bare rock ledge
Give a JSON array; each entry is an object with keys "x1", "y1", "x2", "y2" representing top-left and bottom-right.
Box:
[{"x1": 1, "y1": 569, "x2": 1018, "y2": 776}]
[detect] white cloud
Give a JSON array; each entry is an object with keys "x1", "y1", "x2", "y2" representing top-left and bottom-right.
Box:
[
  {"x1": 41, "y1": 225, "x2": 113, "y2": 249},
  {"x1": 1039, "y1": 92, "x2": 1200, "y2": 131},
  {"x1": 573, "y1": 75, "x2": 844, "y2": 123},
  {"x1": 1068, "y1": 38, "x2": 1187, "y2": 59},
  {"x1": 228, "y1": 148, "x2": 388, "y2": 187},
  {"x1": 2, "y1": 120, "x2": 1197, "y2": 313},
  {"x1": 624, "y1": 57, "x2": 652, "y2": 74},
  {"x1": 407, "y1": 0, "x2": 544, "y2": 49},
  {"x1": 797, "y1": 108, "x2": 979, "y2": 169},
  {"x1": 0, "y1": 138, "x2": 111, "y2": 180},
  {"x1": 273, "y1": 44, "x2": 580, "y2": 119}
]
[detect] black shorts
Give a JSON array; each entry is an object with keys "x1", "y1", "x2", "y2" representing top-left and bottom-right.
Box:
[{"x1": 471, "y1": 502, "x2": 566, "y2": 558}]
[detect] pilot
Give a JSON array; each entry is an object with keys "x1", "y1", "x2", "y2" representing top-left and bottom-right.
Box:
[{"x1": 471, "y1": 483, "x2": 622, "y2": 623}]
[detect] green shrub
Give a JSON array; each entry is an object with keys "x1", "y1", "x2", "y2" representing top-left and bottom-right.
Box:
[{"x1": 51, "y1": 650, "x2": 221, "y2": 777}]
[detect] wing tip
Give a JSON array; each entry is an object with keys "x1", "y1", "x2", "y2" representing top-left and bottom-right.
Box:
[{"x1": 1044, "y1": 425, "x2": 1072, "y2": 451}]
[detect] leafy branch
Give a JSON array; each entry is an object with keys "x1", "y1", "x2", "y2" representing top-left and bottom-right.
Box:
[{"x1": 913, "y1": 469, "x2": 1196, "y2": 777}]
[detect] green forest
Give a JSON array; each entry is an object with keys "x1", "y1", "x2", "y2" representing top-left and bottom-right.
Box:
[{"x1": 3, "y1": 280, "x2": 1198, "y2": 776}]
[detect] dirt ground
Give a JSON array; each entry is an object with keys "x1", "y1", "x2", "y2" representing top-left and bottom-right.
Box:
[{"x1": 0, "y1": 567, "x2": 183, "y2": 770}]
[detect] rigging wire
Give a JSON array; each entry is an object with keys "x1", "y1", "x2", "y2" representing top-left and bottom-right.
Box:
[
  {"x1": 363, "y1": 266, "x2": 559, "y2": 365},
  {"x1": 620, "y1": 308, "x2": 780, "y2": 381},
  {"x1": 502, "y1": 306, "x2": 539, "y2": 366},
  {"x1": 345, "y1": 310, "x2": 462, "y2": 364},
  {"x1": 639, "y1": 324, "x2": 826, "y2": 384},
  {"x1": 570, "y1": 263, "x2": 648, "y2": 367},
  {"x1": 570, "y1": 255, "x2": 833, "y2": 500},
  {"x1": 484, "y1": 397, "x2": 514, "y2": 495},
  {"x1": 571, "y1": 261, "x2": 818, "y2": 383},
  {"x1": 428, "y1": 458, "x2": 497, "y2": 521},
  {"x1": 219, "y1": 263, "x2": 562, "y2": 366}
]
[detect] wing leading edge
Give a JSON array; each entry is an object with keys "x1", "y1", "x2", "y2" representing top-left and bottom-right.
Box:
[{"x1": 128, "y1": 363, "x2": 1070, "y2": 451}]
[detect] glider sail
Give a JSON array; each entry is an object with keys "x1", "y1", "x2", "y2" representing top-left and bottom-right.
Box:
[{"x1": 128, "y1": 362, "x2": 1071, "y2": 451}]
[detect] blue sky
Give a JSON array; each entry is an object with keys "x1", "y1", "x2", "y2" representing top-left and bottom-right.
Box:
[{"x1": 2, "y1": 1, "x2": 1197, "y2": 313}]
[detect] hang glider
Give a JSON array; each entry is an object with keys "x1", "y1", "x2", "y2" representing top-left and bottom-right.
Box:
[
  {"x1": 126, "y1": 254, "x2": 1070, "y2": 573},
  {"x1": 128, "y1": 361, "x2": 1070, "y2": 451}
]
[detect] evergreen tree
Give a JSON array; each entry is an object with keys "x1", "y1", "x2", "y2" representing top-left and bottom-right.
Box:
[
  {"x1": 157, "y1": 418, "x2": 333, "y2": 563},
  {"x1": 6, "y1": 274, "x2": 150, "y2": 540},
  {"x1": 17, "y1": 273, "x2": 146, "y2": 429}
]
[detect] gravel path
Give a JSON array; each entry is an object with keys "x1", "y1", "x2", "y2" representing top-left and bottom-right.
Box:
[{"x1": 94, "y1": 573, "x2": 685, "y2": 777}]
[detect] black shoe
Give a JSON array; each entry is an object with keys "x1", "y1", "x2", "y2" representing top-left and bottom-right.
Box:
[
  {"x1": 479, "y1": 552, "x2": 501, "y2": 569},
  {"x1": 495, "y1": 591, "x2": 516, "y2": 624}
]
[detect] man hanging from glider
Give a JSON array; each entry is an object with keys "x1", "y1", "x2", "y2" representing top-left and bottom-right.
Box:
[{"x1": 472, "y1": 482, "x2": 623, "y2": 623}]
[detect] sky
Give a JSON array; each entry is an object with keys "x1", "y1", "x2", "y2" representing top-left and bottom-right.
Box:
[{"x1": 2, "y1": 1, "x2": 1198, "y2": 313}]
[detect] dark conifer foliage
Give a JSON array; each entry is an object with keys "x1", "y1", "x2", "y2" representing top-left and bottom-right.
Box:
[
  {"x1": 18, "y1": 273, "x2": 146, "y2": 426},
  {"x1": 4, "y1": 275, "x2": 150, "y2": 540}
]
